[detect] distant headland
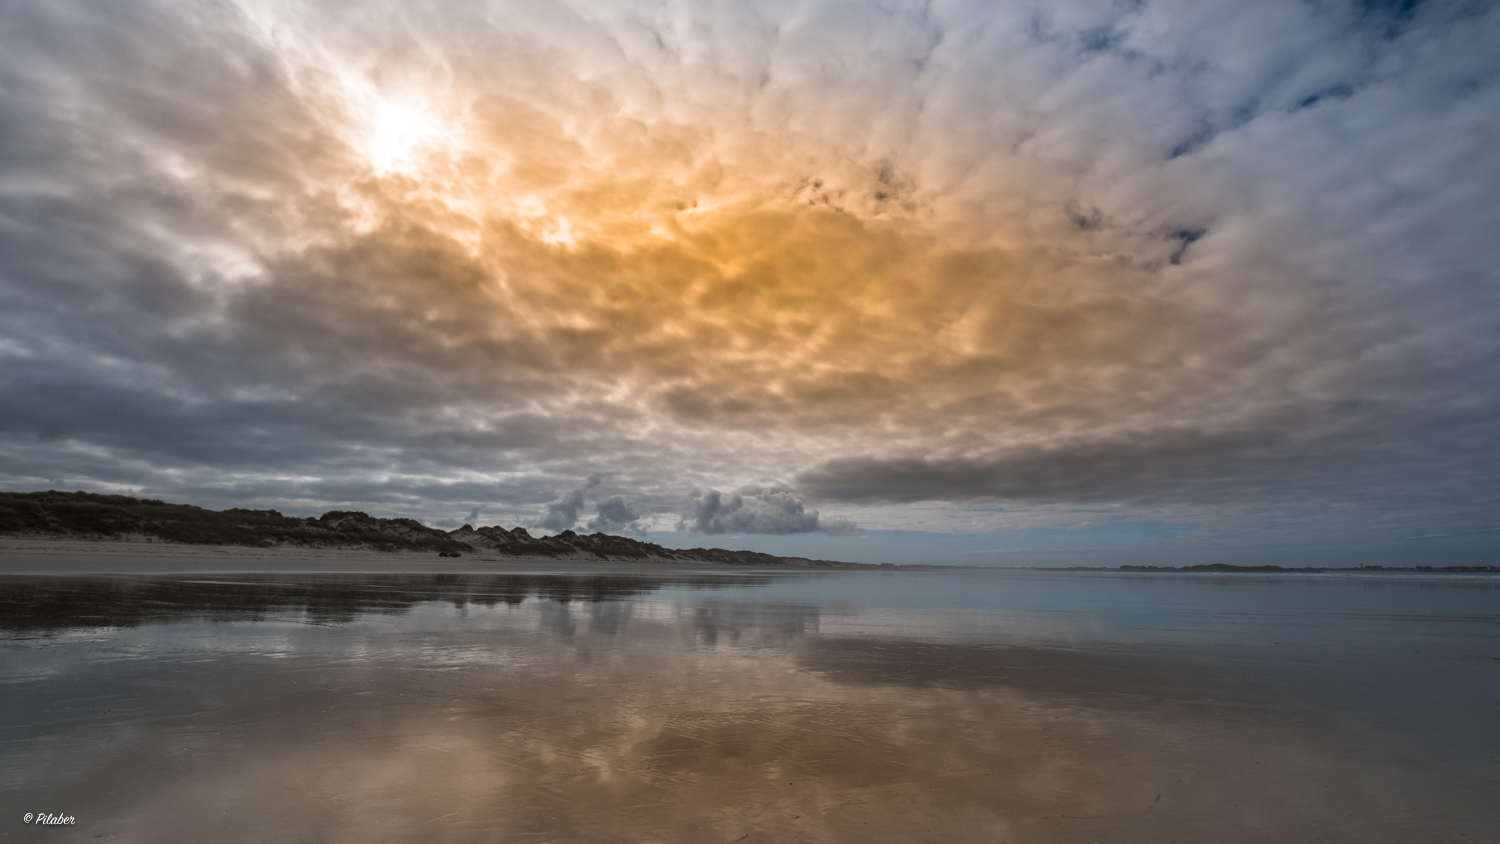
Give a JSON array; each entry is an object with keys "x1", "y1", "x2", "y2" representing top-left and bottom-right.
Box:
[
  {"x1": 0, "y1": 490, "x2": 873, "y2": 568},
  {"x1": 1059, "y1": 563, "x2": 1500, "y2": 575}
]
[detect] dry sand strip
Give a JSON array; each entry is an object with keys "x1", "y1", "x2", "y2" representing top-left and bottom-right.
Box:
[{"x1": 0, "y1": 538, "x2": 785, "y2": 576}]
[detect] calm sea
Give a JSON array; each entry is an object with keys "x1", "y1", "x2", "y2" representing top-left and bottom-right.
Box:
[{"x1": 2, "y1": 568, "x2": 1497, "y2": 843}]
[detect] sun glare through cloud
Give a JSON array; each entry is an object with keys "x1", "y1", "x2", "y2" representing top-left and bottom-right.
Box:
[
  {"x1": 353, "y1": 96, "x2": 461, "y2": 178},
  {"x1": 365, "y1": 100, "x2": 437, "y2": 173}
]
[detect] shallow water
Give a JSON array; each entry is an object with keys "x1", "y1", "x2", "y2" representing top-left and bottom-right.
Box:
[{"x1": 1, "y1": 568, "x2": 1497, "y2": 843}]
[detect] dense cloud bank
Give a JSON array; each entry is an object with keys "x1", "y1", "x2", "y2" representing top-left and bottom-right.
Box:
[{"x1": 0, "y1": 0, "x2": 1497, "y2": 553}]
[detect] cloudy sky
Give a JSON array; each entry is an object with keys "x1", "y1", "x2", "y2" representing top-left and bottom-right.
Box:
[{"x1": 1, "y1": 0, "x2": 1497, "y2": 565}]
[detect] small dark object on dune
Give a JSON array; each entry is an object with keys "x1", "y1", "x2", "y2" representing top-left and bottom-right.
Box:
[{"x1": 437, "y1": 551, "x2": 463, "y2": 558}]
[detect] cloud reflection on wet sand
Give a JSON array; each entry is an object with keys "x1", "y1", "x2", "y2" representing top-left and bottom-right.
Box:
[{"x1": 1, "y1": 575, "x2": 1496, "y2": 843}]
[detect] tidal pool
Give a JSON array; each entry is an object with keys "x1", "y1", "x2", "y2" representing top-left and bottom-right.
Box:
[{"x1": 1, "y1": 568, "x2": 1497, "y2": 843}]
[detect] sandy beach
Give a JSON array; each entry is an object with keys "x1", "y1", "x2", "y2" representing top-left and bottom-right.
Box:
[{"x1": 0, "y1": 538, "x2": 766, "y2": 576}]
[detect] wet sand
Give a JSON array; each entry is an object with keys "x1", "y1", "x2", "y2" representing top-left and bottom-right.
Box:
[{"x1": 1, "y1": 565, "x2": 1496, "y2": 843}]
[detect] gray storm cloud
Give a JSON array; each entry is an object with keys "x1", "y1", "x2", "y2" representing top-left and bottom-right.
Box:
[
  {"x1": 587, "y1": 495, "x2": 646, "y2": 535},
  {"x1": 537, "y1": 478, "x2": 652, "y2": 534},
  {"x1": 679, "y1": 488, "x2": 856, "y2": 536},
  {"x1": 535, "y1": 476, "x2": 603, "y2": 532},
  {"x1": 0, "y1": 0, "x2": 1495, "y2": 556}
]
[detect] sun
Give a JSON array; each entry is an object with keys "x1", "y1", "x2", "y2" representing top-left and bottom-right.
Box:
[{"x1": 363, "y1": 99, "x2": 443, "y2": 175}]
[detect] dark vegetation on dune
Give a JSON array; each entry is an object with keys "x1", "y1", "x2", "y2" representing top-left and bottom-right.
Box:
[
  {"x1": 0, "y1": 491, "x2": 862, "y2": 566},
  {"x1": 0, "y1": 490, "x2": 471, "y2": 553}
]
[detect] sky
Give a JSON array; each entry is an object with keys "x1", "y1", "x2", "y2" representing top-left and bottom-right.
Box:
[{"x1": 1, "y1": 0, "x2": 1497, "y2": 566}]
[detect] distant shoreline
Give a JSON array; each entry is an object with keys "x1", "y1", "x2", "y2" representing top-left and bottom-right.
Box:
[{"x1": 1043, "y1": 563, "x2": 1500, "y2": 575}]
